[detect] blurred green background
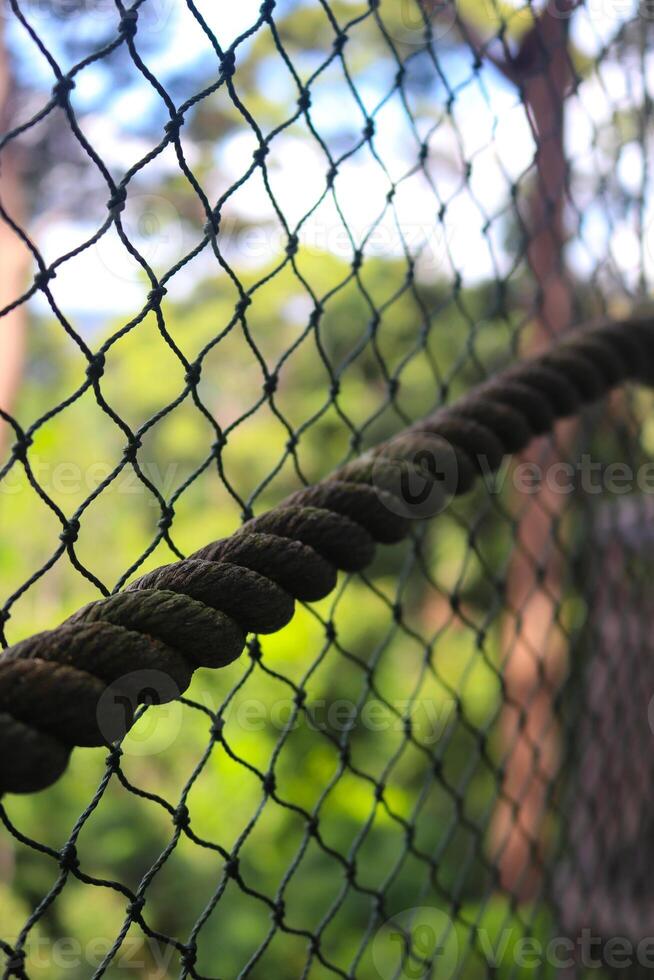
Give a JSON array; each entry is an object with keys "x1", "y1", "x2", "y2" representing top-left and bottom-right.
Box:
[{"x1": 1, "y1": 1, "x2": 653, "y2": 976}]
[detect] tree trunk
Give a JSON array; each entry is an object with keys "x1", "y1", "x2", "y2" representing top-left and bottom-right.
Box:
[
  {"x1": 0, "y1": 14, "x2": 27, "y2": 886},
  {"x1": 493, "y1": 8, "x2": 577, "y2": 901},
  {"x1": 451, "y1": 1, "x2": 578, "y2": 899},
  {"x1": 0, "y1": 15, "x2": 28, "y2": 460}
]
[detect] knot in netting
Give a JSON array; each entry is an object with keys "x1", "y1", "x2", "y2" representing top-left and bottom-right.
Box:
[
  {"x1": 211, "y1": 433, "x2": 227, "y2": 456},
  {"x1": 263, "y1": 373, "x2": 278, "y2": 396},
  {"x1": 123, "y1": 436, "x2": 142, "y2": 463},
  {"x1": 285, "y1": 233, "x2": 299, "y2": 257},
  {"x1": 157, "y1": 507, "x2": 175, "y2": 531},
  {"x1": 272, "y1": 900, "x2": 285, "y2": 925},
  {"x1": 180, "y1": 945, "x2": 198, "y2": 970},
  {"x1": 203, "y1": 208, "x2": 221, "y2": 237},
  {"x1": 107, "y1": 185, "x2": 128, "y2": 215},
  {"x1": 11, "y1": 434, "x2": 32, "y2": 463},
  {"x1": 235, "y1": 295, "x2": 252, "y2": 317},
  {"x1": 220, "y1": 50, "x2": 237, "y2": 79},
  {"x1": 105, "y1": 746, "x2": 122, "y2": 770},
  {"x1": 252, "y1": 144, "x2": 270, "y2": 166},
  {"x1": 262, "y1": 772, "x2": 276, "y2": 795},
  {"x1": 127, "y1": 896, "x2": 146, "y2": 919},
  {"x1": 147, "y1": 284, "x2": 168, "y2": 307},
  {"x1": 59, "y1": 519, "x2": 80, "y2": 547},
  {"x1": 51, "y1": 75, "x2": 75, "y2": 107},
  {"x1": 164, "y1": 112, "x2": 185, "y2": 137},
  {"x1": 225, "y1": 857, "x2": 240, "y2": 879},
  {"x1": 185, "y1": 362, "x2": 202, "y2": 386},
  {"x1": 118, "y1": 9, "x2": 138, "y2": 38},
  {"x1": 173, "y1": 803, "x2": 190, "y2": 829},
  {"x1": 4, "y1": 949, "x2": 26, "y2": 980},
  {"x1": 259, "y1": 0, "x2": 276, "y2": 19},
  {"x1": 59, "y1": 842, "x2": 80, "y2": 873},
  {"x1": 33, "y1": 267, "x2": 56, "y2": 290},
  {"x1": 85, "y1": 353, "x2": 106, "y2": 383}
]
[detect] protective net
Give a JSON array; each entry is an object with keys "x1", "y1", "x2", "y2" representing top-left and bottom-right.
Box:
[{"x1": 1, "y1": 1, "x2": 654, "y2": 977}]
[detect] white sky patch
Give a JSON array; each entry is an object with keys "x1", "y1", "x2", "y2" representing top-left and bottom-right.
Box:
[{"x1": 11, "y1": 1, "x2": 651, "y2": 321}]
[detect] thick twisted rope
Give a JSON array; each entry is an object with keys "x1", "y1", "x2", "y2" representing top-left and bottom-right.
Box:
[{"x1": 1, "y1": 316, "x2": 652, "y2": 797}]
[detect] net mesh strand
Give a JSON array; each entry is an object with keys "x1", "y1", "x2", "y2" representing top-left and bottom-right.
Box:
[{"x1": 0, "y1": 2, "x2": 652, "y2": 977}]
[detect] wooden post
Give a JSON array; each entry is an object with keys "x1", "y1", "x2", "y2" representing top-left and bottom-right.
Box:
[
  {"x1": 451, "y1": 1, "x2": 579, "y2": 897},
  {"x1": 0, "y1": 15, "x2": 29, "y2": 460}
]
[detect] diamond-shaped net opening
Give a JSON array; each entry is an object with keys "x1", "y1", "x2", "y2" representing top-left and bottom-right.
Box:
[{"x1": 1, "y1": 2, "x2": 654, "y2": 977}]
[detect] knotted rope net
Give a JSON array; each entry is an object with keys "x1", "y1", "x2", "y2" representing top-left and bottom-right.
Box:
[{"x1": 1, "y1": 1, "x2": 654, "y2": 978}]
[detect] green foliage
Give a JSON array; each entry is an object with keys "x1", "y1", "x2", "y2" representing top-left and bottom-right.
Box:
[
  {"x1": 1, "y1": 0, "x2": 648, "y2": 974},
  {"x1": 0, "y1": 242, "x2": 535, "y2": 976}
]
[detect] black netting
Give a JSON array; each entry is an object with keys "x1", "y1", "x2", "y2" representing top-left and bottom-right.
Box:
[{"x1": 1, "y1": 1, "x2": 654, "y2": 977}]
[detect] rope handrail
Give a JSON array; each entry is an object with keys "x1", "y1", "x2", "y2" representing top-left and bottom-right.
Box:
[{"x1": 1, "y1": 314, "x2": 652, "y2": 798}]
